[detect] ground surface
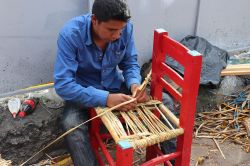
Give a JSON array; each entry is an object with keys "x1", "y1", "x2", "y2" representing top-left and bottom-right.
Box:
[
  {"x1": 0, "y1": 91, "x2": 65, "y2": 165},
  {"x1": 191, "y1": 138, "x2": 250, "y2": 166}
]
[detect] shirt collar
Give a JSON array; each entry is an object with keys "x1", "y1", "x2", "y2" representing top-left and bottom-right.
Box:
[{"x1": 85, "y1": 14, "x2": 93, "y2": 46}]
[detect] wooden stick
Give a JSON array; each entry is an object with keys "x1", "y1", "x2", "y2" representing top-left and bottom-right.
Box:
[
  {"x1": 195, "y1": 135, "x2": 223, "y2": 139},
  {"x1": 221, "y1": 64, "x2": 250, "y2": 76},
  {"x1": 132, "y1": 70, "x2": 151, "y2": 98},
  {"x1": 213, "y1": 138, "x2": 226, "y2": 159},
  {"x1": 221, "y1": 70, "x2": 250, "y2": 76},
  {"x1": 155, "y1": 104, "x2": 174, "y2": 130},
  {"x1": 159, "y1": 104, "x2": 179, "y2": 127},
  {"x1": 243, "y1": 118, "x2": 250, "y2": 137},
  {"x1": 195, "y1": 122, "x2": 207, "y2": 137}
]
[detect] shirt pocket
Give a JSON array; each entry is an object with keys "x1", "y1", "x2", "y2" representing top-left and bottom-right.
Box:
[{"x1": 108, "y1": 43, "x2": 126, "y2": 66}]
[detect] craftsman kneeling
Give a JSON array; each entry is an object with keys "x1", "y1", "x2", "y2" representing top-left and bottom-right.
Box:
[{"x1": 54, "y1": 0, "x2": 148, "y2": 165}]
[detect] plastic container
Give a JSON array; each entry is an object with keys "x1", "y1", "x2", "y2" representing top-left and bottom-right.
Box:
[
  {"x1": 8, "y1": 98, "x2": 21, "y2": 118},
  {"x1": 19, "y1": 98, "x2": 38, "y2": 118}
]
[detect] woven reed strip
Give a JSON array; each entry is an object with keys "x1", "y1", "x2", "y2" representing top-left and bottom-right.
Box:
[
  {"x1": 139, "y1": 106, "x2": 162, "y2": 133},
  {"x1": 111, "y1": 112, "x2": 126, "y2": 137},
  {"x1": 137, "y1": 107, "x2": 159, "y2": 134},
  {"x1": 133, "y1": 70, "x2": 152, "y2": 98},
  {"x1": 132, "y1": 135, "x2": 156, "y2": 148},
  {"x1": 107, "y1": 111, "x2": 127, "y2": 137},
  {"x1": 96, "y1": 109, "x2": 126, "y2": 141},
  {"x1": 143, "y1": 107, "x2": 165, "y2": 144},
  {"x1": 125, "y1": 122, "x2": 131, "y2": 135},
  {"x1": 105, "y1": 111, "x2": 125, "y2": 137},
  {"x1": 101, "y1": 113, "x2": 122, "y2": 141},
  {"x1": 143, "y1": 106, "x2": 166, "y2": 133},
  {"x1": 123, "y1": 111, "x2": 146, "y2": 134},
  {"x1": 155, "y1": 104, "x2": 174, "y2": 129},
  {"x1": 136, "y1": 100, "x2": 162, "y2": 107},
  {"x1": 120, "y1": 111, "x2": 141, "y2": 135},
  {"x1": 143, "y1": 106, "x2": 170, "y2": 133},
  {"x1": 119, "y1": 133, "x2": 152, "y2": 140},
  {"x1": 141, "y1": 106, "x2": 164, "y2": 133},
  {"x1": 146, "y1": 106, "x2": 170, "y2": 131},
  {"x1": 126, "y1": 111, "x2": 146, "y2": 134},
  {"x1": 103, "y1": 112, "x2": 119, "y2": 135},
  {"x1": 127, "y1": 110, "x2": 149, "y2": 133},
  {"x1": 131, "y1": 129, "x2": 184, "y2": 149}
]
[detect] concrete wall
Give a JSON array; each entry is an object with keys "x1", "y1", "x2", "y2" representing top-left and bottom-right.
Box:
[
  {"x1": 196, "y1": 0, "x2": 250, "y2": 51},
  {"x1": 1, "y1": 0, "x2": 250, "y2": 94},
  {"x1": 0, "y1": 0, "x2": 88, "y2": 94},
  {"x1": 127, "y1": 0, "x2": 199, "y2": 64}
]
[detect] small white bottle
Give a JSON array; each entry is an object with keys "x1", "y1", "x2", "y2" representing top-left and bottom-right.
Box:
[{"x1": 8, "y1": 98, "x2": 21, "y2": 118}]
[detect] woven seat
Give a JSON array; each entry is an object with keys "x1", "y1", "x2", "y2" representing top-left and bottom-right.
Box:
[{"x1": 95, "y1": 100, "x2": 184, "y2": 149}]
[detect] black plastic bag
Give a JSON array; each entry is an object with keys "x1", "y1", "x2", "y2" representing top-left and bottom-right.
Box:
[{"x1": 166, "y1": 36, "x2": 229, "y2": 85}]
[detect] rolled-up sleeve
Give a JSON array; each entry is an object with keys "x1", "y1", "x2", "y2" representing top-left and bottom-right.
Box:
[
  {"x1": 54, "y1": 34, "x2": 109, "y2": 107},
  {"x1": 119, "y1": 24, "x2": 141, "y2": 90}
]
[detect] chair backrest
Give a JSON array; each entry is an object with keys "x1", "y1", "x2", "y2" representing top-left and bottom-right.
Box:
[{"x1": 150, "y1": 29, "x2": 202, "y2": 130}]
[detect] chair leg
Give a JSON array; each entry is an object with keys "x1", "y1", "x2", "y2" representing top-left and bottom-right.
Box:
[
  {"x1": 146, "y1": 145, "x2": 158, "y2": 161},
  {"x1": 89, "y1": 109, "x2": 105, "y2": 165},
  {"x1": 90, "y1": 135, "x2": 105, "y2": 166},
  {"x1": 116, "y1": 141, "x2": 133, "y2": 166},
  {"x1": 174, "y1": 135, "x2": 192, "y2": 166}
]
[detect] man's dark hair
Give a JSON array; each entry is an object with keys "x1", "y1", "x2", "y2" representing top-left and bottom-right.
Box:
[{"x1": 92, "y1": 0, "x2": 131, "y2": 22}]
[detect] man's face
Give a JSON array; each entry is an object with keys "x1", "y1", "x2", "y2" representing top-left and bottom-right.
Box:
[{"x1": 92, "y1": 15, "x2": 127, "y2": 43}]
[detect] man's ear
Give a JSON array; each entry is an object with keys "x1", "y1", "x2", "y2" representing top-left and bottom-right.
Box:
[{"x1": 91, "y1": 14, "x2": 98, "y2": 25}]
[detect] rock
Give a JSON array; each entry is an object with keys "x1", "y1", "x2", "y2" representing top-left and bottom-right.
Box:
[{"x1": 219, "y1": 76, "x2": 245, "y2": 95}]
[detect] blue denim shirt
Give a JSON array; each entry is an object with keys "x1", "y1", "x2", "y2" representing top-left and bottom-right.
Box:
[{"x1": 54, "y1": 13, "x2": 141, "y2": 108}]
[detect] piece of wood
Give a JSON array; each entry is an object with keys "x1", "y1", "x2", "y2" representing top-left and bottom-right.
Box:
[
  {"x1": 221, "y1": 70, "x2": 250, "y2": 76},
  {"x1": 159, "y1": 104, "x2": 179, "y2": 127},
  {"x1": 243, "y1": 118, "x2": 250, "y2": 137},
  {"x1": 225, "y1": 64, "x2": 250, "y2": 69},
  {"x1": 213, "y1": 138, "x2": 226, "y2": 159},
  {"x1": 221, "y1": 64, "x2": 250, "y2": 76}
]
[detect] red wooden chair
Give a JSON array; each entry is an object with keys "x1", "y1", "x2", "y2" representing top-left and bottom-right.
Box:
[{"x1": 89, "y1": 29, "x2": 202, "y2": 166}]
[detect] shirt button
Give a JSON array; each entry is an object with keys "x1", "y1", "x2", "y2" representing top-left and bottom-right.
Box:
[{"x1": 98, "y1": 54, "x2": 103, "y2": 61}]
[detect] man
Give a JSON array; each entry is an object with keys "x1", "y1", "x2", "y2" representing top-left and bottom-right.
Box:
[{"x1": 54, "y1": 0, "x2": 148, "y2": 165}]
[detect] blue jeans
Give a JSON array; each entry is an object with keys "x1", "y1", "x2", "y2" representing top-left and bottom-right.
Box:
[
  {"x1": 60, "y1": 84, "x2": 130, "y2": 166},
  {"x1": 60, "y1": 102, "x2": 98, "y2": 166}
]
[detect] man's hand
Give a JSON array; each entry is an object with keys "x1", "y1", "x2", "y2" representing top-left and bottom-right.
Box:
[
  {"x1": 131, "y1": 84, "x2": 150, "y2": 103},
  {"x1": 106, "y1": 93, "x2": 137, "y2": 111}
]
